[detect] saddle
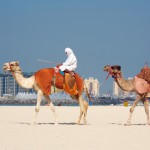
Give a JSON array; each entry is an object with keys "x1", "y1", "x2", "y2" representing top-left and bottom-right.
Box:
[
  {"x1": 55, "y1": 72, "x2": 78, "y2": 95},
  {"x1": 34, "y1": 68, "x2": 83, "y2": 97},
  {"x1": 136, "y1": 67, "x2": 150, "y2": 84},
  {"x1": 134, "y1": 67, "x2": 150, "y2": 94}
]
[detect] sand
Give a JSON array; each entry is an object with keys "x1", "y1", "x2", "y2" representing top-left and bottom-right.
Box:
[{"x1": 0, "y1": 105, "x2": 150, "y2": 150}]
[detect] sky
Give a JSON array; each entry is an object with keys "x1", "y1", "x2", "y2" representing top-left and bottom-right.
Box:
[{"x1": 0, "y1": 0, "x2": 150, "y2": 94}]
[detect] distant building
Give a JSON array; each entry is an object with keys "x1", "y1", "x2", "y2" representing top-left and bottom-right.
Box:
[
  {"x1": 113, "y1": 81, "x2": 123, "y2": 98},
  {"x1": 0, "y1": 72, "x2": 34, "y2": 97},
  {"x1": 84, "y1": 77, "x2": 100, "y2": 96}
]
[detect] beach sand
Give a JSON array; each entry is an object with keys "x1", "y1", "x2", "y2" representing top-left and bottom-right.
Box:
[{"x1": 0, "y1": 105, "x2": 150, "y2": 150}]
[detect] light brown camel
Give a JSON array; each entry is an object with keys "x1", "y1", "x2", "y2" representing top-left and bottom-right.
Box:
[
  {"x1": 3, "y1": 61, "x2": 89, "y2": 125},
  {"x1": 103, "y1": 65, "x2": 150, "y2": 125}
]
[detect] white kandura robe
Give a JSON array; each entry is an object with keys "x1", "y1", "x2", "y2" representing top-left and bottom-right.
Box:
[{"x1": 59, "y1": 48, "x2": 77, "y2": 71}]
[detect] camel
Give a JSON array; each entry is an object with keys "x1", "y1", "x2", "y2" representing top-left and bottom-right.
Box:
[
  {"x1": 103, "y1": 65, "x2": 150, "y2": 125},
  {"x1": 3, "y1": 61, "x2": 89, "y2": 125}
]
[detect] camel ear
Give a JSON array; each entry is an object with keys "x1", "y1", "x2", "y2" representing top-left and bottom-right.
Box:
[
  {"x1": 103, "y1": 65, "x2": 110, "y2": 71},
  {"x1": 16, "y1": 61, "x2": 19, "y2": 65},
  {"x1": 111, "y1": 65, "x2": 121, "y2": 71}
]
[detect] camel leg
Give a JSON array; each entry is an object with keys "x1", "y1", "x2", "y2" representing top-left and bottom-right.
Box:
[
  {"x1": 125, "y1": 95, "x2": 141, "y2": 126},
  {"x1": 77, "y1": 96, "x2": 84, "y2": 124},
  {"x1": 83, "y1": 100, "x2": 88, "y2": 124},
  {"x1": 44, "y1": 94, "x2": 58, "y2": 125},
  {"x1": 77, "y1": 109, "x2": 83, "y2": 125},
  {"x1": 32, "y1": 90, "x2": 43, "y2": 125},
  {"x1": 77, "y1": 96, "x2": 87, "y2": 125},
  {"x1": 143, "y1": 98, "x2": 150, "y2": 125}
]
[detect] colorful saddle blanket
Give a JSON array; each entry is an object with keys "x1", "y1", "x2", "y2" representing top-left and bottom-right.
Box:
[
  {"x1": 136, "y1": 67, "x2": 150, "y2": 83},
  {"x1": 34, "y1": 68, "x2": 83, "y2": 96},
  {"x1": 134, "y1": 67, "x2": 150, "y2": 94},
  {"x1": 56, "y1": 73, "x2": 84, "y2": 97}
]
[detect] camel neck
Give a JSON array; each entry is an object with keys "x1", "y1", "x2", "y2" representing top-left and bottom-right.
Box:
[
  {"x1": 115, "y1": 77, "x2": 135, "y2": 91},
  {"x1": 12, "y1": 71, "x2": 35, "y2": 89}
]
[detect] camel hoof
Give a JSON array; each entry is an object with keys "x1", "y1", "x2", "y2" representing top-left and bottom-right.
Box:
[
  {"x1": 54, "y1": 122, "x2": 59, "y2": 125},
  {"x1": 76, "y1": 122, "x2": 80, "y2": 125},
  {"x1": 146, "y1": 122, "x2": 150, "y2": 125},
  {"x1": 31, "y1": 122, "x2": 36, "y2": 125},
  {"x1": 124, "y1": 123, "x2": 131, "y2": 126},
  {"x1": 83, "y1": 119, "x2": 87, "y2": 125}
]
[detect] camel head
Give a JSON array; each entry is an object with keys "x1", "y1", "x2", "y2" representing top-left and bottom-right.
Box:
[
  {"x1": 103, "y1": 65, "x2": 122, "y2": 78},
  {"x1": 3, "y1": 61, "x2": 21, "y2": 72}
]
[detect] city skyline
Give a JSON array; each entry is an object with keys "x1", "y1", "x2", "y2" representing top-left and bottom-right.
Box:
[
  {"x1": 0, "y1": 0, "x2": 150, "y2": 93},
  {"x1": 0, "y1": 72, "x2": 101, "y2": 97}
]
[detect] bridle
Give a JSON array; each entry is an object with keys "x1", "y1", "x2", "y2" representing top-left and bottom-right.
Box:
[
  {"x1": 9, "y1": 63, "x2": 14, "y2": 72},
  {"x1": 105, "y1": 65, "x2": 113, "y2": 80},
  {"x1": 8, "y1": 63, "x2": 22, "y2": 75},
  {"x1": 104, "y1": 65, "x2": 122, "y2": 80}
]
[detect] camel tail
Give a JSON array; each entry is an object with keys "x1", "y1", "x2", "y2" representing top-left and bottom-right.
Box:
[{"x1": 85, "y1": 86, "x2": 92, "y2": 101}]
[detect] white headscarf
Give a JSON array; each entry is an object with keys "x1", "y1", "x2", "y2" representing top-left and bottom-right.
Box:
[
  {"x1": 59, "y1": 47, "x2": 77, "y2": 71},
  {"x1": 63, "y1": 48, "x2": 77, "y2": 66}
]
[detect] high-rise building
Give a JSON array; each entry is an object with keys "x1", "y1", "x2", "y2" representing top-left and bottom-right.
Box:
[
  {"x1": 113, "y1": 81, "x2": 123, "y2": 97},
  {"x1": 84, "y1": 77, "x2": 100, "y2": 96}
]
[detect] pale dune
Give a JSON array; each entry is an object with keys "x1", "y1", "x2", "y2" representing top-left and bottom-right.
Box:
[{"x1": 0, "y1": 105, "x2": 150, "y2": 150}]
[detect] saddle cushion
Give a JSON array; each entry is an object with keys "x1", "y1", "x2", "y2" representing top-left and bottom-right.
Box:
[
  {"x1": 134, "y1": 76, "x2": 150, "y2": 94},
  {"x1": 34, "y1": 68, "x2": 84, "y2": 97},
  {"x1": 74, "y1": 73, "x2": 84, "y2": 97},
  {"x1": 55, "y1": 74, "x2": 64, "y2": 89},
  {"x1": 136, "y1": 67, "x2": 150, "y2": 83},
  {"x1": 57, "y1": 73, "x2": 84, "y2": 97},
  {"x1": 63, "y1": 73, "x2": 78, "y2": 96}
]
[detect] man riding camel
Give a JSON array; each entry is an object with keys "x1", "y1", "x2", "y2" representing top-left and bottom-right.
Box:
[{"x1": 56, "y1": 47, "x2": 77, "y2": 76}]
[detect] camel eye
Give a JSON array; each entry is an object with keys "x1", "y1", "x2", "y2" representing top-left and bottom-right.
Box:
[{"x1": 11, "y1": 64, "x2": 14, "y2": 66}]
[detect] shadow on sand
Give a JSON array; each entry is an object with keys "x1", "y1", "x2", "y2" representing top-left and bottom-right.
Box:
[
  {"x1": 109, "y1": 122, "x2": 147, "y2": 126},
  {"x1": 10, "y1": 122, "x2": 90, "y2": 126}
]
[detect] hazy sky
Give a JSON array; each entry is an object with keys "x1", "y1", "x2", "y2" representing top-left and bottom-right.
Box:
[{"x1": 0, "y1": 0, "x2": 150, "y2": 94}]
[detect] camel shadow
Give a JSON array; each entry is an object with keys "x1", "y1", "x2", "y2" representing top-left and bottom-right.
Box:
[
  {"x1": 36, "y1": 122, "x2": 77, "y2": 125},
  {"x1": 10, "y1": 122, "x2": 31, "y2": 125},
  {"x1": 11, "y1": 122, "x2": 57, "y2": 125},
  {"x1": 59, "y1": 122, "x2": 90, "y2": 125},
  {"x1": 109, "y1": 123, "x2": 123, "y2": 126},
  {"x1": 9, "y1": 121, "x2": 54, "y2": 125},
  {"x1": 59, "y1": 122, "x2": 77, "y2": 125},
  {"x1": 109, "y1": 122, "x2": 147, "y2": 126},
  {"x1": 126, "y1": 123, "x2": 147, "y2": 126},
  {"x1": 11, "y1": 122, "x2": 89, "y2": 126},
  {"x1": 36, "y1": 122, "x2": 90, "y2": 125}
]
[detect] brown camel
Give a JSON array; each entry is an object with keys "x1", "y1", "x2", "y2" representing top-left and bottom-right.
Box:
[
  {"x1": 103, "y1": 65, "x2": 150, "y2": 125},
  {"x1": 3, "y1": 61, "x2": 89, "y2": 125}
]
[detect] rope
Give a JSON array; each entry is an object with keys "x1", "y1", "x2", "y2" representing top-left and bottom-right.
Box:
[
  {"x1": 98, "y1": 73, "x2": 110, "y2": 87},
  {"x1": 37, "y1": 59, "x2": 59, "y2": 64}
]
